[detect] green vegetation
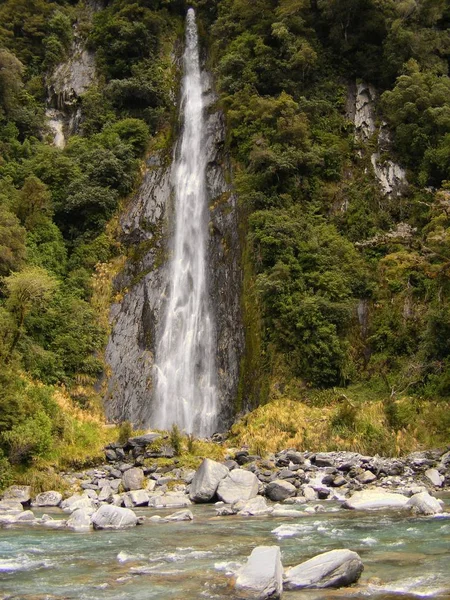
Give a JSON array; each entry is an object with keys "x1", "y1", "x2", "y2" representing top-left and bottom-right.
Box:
[
  {"x1": 195, "y1": 0, "x2": 450, "y2": 430},
  {"x1": 0, "y1": 0, "x2": 183, "y2": 488},
  {"x1": 1, "y1": 0, "x2": 450, "y2": 487}
]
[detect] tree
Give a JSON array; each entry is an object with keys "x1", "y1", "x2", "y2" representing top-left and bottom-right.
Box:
[{"x1": 3, "y1": 267, "x2": 57, "y2": 360}]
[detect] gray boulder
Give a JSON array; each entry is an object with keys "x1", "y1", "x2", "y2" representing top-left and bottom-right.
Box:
[
  {"x1": 425, "y1": 468, "x2": 443, "y2": 487},
  {"x1": 91, "y1": 505, "x2": 138, "y2": 530},
  {"x1": 343, "y1": 489, "x2": 409, "y2": 510},
  {"x1": 2, "y1": 485, "x2": 31, "y2": 504},
  {"x1": 356, "y1": 471, "x2": 377, "y2": 484},
  {"x1": 189, "y1": 459, "x2": 229, "y2": 502},
  {"x1": 66, "y1": 509, "x2": 92, "y2": 531},
  {"x1": 284, "y1": 549, "x2": 363, "y2": 590},
  {"x1": 235, "y1": 546, "x2": 283, "y2": 599},
  {"x1": 98, "y1": 485, "x2": 113, "y2": 503},
  {"x1": 34, "y1": 491, "x2": 62, "y2": 507},
  {"x1": 148, "y1": 494, "x2": 192, "y2": 509},
  {"x1": 61, "y1": 493, "x2": 97, "y2": 514},
  {"x1": 237, "y1": 496, "x2": 273, "y2": 517},
  {"x1": 15, "y1": 510, "x2": 36, "y2": 522},
  {"x1": 217, "y1": 469, "x2": 259, "y2": 504},
  {"x1": 0, "y1": 500, "x2": 24, "y2": 514},
  {"x1": 266, "y1": 480, "x2": 296, "y2": 502},
  {"x1": 128, "y1": 490, "x2": 150, "y2": 507},
  {"x1": 406, "y1": 491, "x2": 444, "y2": 515},
  {"x1": 121, "y1": 467, "x2": 144, "y2": 491}
]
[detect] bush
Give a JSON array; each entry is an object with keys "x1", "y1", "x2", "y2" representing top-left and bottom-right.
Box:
[{"x1": 2, "y1": 411, "x2": 54, "y2": 464}]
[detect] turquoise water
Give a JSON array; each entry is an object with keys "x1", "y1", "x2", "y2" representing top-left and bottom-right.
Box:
[{"x1": 1, "y1": 502, "x2": 449, "y2": 599}]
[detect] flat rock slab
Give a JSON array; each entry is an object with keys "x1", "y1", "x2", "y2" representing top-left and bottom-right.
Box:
[
  {"x1": 217, "y1": 469, "x2": 259, "y2": 504},
  {"x1": 91, "y1": 505, "x2": 138, "y2": 530},
  {"x1": 284, "y1": 549, "x2": 363, "y2": 590},
  {"x1": 343, "y1": 489, "x2": 409, "y2": 510},
  {"x1": 148, "y1": 494, "x2": 191, "y2": 509},
  {"x1": 189, "y1": 458, "x2": 229, "y2": 502},
  {"x1": 235, "y1": 546, "x2": 283, "y2": 599}
]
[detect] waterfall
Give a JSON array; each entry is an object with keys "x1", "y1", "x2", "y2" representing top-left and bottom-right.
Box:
[{"x1": 151, "y1": 8, "x2": 218, "y2": 437}]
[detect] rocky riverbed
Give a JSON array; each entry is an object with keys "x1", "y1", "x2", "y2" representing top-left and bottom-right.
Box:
[{"x1": 1, "y1": 436, "x2": 449, "y2": 598}]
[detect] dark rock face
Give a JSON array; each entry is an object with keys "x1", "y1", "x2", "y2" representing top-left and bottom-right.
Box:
[{"x1": 104, "y1": 73, "x2": 243, "y2": 431}]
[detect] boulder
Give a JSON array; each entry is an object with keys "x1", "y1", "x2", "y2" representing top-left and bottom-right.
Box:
[
  {"x1": 121, "y1": 467, "x2": 144, "y2": 491},
  {"x1": 356, "y1": 471, "x2": 377, "y2": 484},
  {"x1": 127, "y1": 433, "x2": 161, "y2": 447},
  {"x1": 91, "y1": 505, "x2": 138, "y2": 530},
  {"x1": 406, "y1": 491, "x2": 444, "y2": 515},
  {"x1": 284, "y1": 549, "x2": 363, "y2": 590},
  {"x1": 189, "y1": 458, "x2": 229, "y2": 502},
  {"x1": 217, "y1": 469, "x2": 259, "y2": 504},
  {"x1": 265, "y1": 480, "x2": 296, "y2": 502},
  {"x1": 34, "y1": 491, "x2": 62, "y2": 507},
  {"x1": 343, "y1": 489, "x2": 409, "y2": 510},
  {"x1": 61, "y1": 493, "x2": 97, "y2": 514},
  {"x1": 425, "y1": 468, "x2": 443, "y2": 487},
  {"x1": 302, "y1": 486, "x2": 317, "y2": 502},
  {"x1": 2, "y1": 485, "x2": 31, "y2": 505},
  {"x1": 15, "y1": 510, "x2": 36, "y2": 522},
  {"x1": 0, "y1": 500, "x2": 24, "y2": 514},
  {"x1": 148, "y1": 494, "x2": 192, "y2": 509},
  {"x1": 98, "y1": 485, "x2": 113, "y2": 503},
  {"x1": 128, "y1": 490, "x2": 149, "y2": 507},
  {"x1": 235, "y1": 546, "x2": 283, "y2": 599},
  {"x1": 66, "y1": 509, "x2": 92, "y2": 531},
  {"x1": 237, "y1": 496, "x2": 273, "y2": 517}
]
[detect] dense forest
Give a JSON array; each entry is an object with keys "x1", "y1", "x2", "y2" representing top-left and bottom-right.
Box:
[{"x1": 0, "y1": 0, "x2": 449, "y2": 486}]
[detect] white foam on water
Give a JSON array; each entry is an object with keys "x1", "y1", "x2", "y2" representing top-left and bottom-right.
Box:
[{"x1": 0, "y1": 553, "x2": 53, "y2": 572}]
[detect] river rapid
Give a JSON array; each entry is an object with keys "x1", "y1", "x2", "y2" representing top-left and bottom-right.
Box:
[{"x1": 1, "y1": 499, "x2": 449, "y2": 600}]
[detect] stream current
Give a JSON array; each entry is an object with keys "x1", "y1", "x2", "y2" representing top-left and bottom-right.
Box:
[{"x1": 1, "y1": 500, "x2": 449, "y2": 599}]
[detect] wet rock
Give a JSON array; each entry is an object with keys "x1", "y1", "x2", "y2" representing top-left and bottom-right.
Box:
[
  {"x1": 266, "y1": 480, "x2": 296, "y2": 502},
  {"x1": 406, "y1": 491, "x2": 444, "y2": 515},
  {"x1": 235, "y1": 546, "x2": 283, "y2": 599},
  {"x1": 121, "y1": 467, "x2": 144, "y2": 491},
  {"x1": 66, "y1": 509, "x2": 92, "y2": 531},
  {"x1": 425, "y1": 468, "x2": 443, "y2": 487},
  {"x1": 284, "y1": 549, "x2": 364, "y2": 590},
  {"x1": 91, "y1": 505, "x2": 138, "y2": 530},
  {"x1": 2, "y1": 485, "x2": 31, "y2": 505},
  {"x1": 148, "y1": 494, "x2": 192, "y2": 509},
  {"x1": 189, "y1": 458, "x2": 229, "y2": 502},
  {"x1": 217, "y1": 469, "x2": 259, "y2": 504},
  {"x1": 237, "y1": 496, "x2": 273, "y2": 517},
  {"x1": 33, "y1": 491, "x2": 62, "y2": 507},
  {"x1": 343, "y1": 489, "x2": 409, "y2": 510},
  {"x1": 165, "y1": 509, "x2": 193, "y2": 522}
]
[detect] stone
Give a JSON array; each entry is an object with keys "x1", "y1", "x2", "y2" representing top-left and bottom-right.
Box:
[
  {"x1": 121, "y1": 467, "x2": 145, "y2": 491},
  {"x1": 235, "y1": 546, "x2": 283, "y2": 599},
  {"x1": 265, "y1": 480, "x2": 296, "y2": 502},
  {"x1": 284, "y1": 549, "x2": 364, "y2": 590},
  {"x1": 237, "y1": 496, "x2": 273, "y2": 517},
  {"x1": 61, "y1": 493, "x2": 97, "y2": 515},
  {"x1": 0, "y1": 500, "x2": 24, "y2": 514},
  {"x1": 105, "y1": 449, "x2": 117, "y2": 462},
  {"x1": 15, "y1": 510, "x2": 36, "y2": 522},
  {"x1": 356, "y1": 471, "x2": 377, "y2": 484},
  {"x1": 91, "y1": 505, "x2": 138, "y2": 530},
  {"x1": 343, "y1": 489, "x2": 409, "y2": 510},
  {"x1": 66, "y1": 509, "x2": 92, "y2": 531},
  {"x1": 189, "y1": 458, "x2": 229, "y2": 502},
  {"x1": 2, "y1": 485, "x2": 31, "y2": 505},
  {"x1": 165, "y1": 509, "x2": 194, "y2": 522},
  {"x1": 98, "y1": 485, "x2": 113, "y2": 503},
  {"x1": 406, "y1": 492, "x2": 444, "y2": 515},
  {"x1": 314, "y1": 453, "x2": 334, "y2": 467},
  {"x1": 217, "y1": 469, "x2": 259, "y2": 504},
  {"x1": 128, "y1": 490, "x2": 149, "y2": 507},
  {"x1": 425, "y1": 468, "x2": 443, "y2": 487},
  {"x1": 302, "y1": 486, "x2": 317, "y2": 502},
  {"x1": 34, "y1": 491, "x2": 62, "y2": 507},
  {"x1": 148, "y1": 494, "x2": 192, "y2": 509},
  {"x1": 127, "y1": 433, "x2": 161, "y2": 447},
  {"x1": 286, "y1": 451, "x2": 304, "y2": 464},
  {"x1": 332, "y1": 475, "x2": 347, "y2": 487}
]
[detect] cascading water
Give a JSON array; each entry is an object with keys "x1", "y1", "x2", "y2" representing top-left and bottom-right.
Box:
[{"x1": 151, "y1": 8, "x2": 218, "y2": 437}]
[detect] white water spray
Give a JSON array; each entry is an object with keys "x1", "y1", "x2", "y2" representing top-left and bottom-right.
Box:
[{"x1": 151, "y1": 9, "x2": 218, "y2": 436}]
